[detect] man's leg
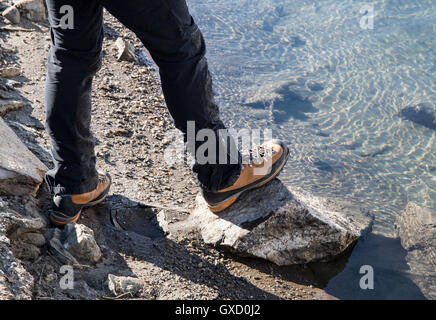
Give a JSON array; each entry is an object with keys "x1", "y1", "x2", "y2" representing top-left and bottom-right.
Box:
[
  {"x1": 99, "y1": 0, "x2": 242, "y2": 192},
  {"x1": 45, "y1": 0, "x2": 111, "y2": 225},
  {"x1": 45, "y1": 0, "x2": 103, "y2": 195},
  {"x1": 99, "y1": 0, "x2": 289, "y2": 213}
]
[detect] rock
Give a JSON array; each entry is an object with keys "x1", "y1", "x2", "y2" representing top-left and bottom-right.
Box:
[
  {"x1": 163, "y1": 180, "x2": 373, "y2": 265},
  {"x1": 0, "y1": 67, "x2": 21, "y2": 78},
  {"x1": 115, "y1": 38, "x2": 136, "y2": 62},
  {"x1": 395, "y1": 202, "x2": 436, "y2": 299},
  {"x1": 20, "y1": 232, "x2": 46, "y2": 247},
  {"x1": 65, "y1": 280, "x2": 99, "y2": 299},
  {"x1": 400, "y1": 104, "x2": 436, "y2": 131},
  {"x1": 2, "y1": 6, "x2": 21, "y2": 24},
  {"x1": 0, "y1": 117, "x2": 47, "y2": 196},
  {"x1": 0, "y1": 239, "x2": 34, "y2": 299},
  {"x1": 14, "y1": 0, "x2": 46, "y2": 22},
  {"x1": 0, "y1": 99, "x2": 27, "y2": 116},
  {"x1": 0, "y1": 209, "x2": 46, "y2": 238},
  {"x1": 395, "y1": 203, "x2": 436, "y2": 252},
  {"x1": 47, "y1": 229, "x2": 79, "y2": 266},
  {"x1": 11, "y1": 240, "x2": 40, "y2": 260},
  {"x1": 0, "y1": 206, "x2": 39, "y2": 299},
  {"x1": 107, "y1": 274, "x2": 144, "y2": 297},
  {"x1": 63, "y1": 224, "x2": 102, "y2": 264}
]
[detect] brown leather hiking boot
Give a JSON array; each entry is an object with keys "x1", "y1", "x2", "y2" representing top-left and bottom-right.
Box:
[
  {"x1": 202, "y1": 139, "x2": 289, "y2": 212},
  {"x1": 49, "y1": 172, "x2": 112, "y2": 226}
]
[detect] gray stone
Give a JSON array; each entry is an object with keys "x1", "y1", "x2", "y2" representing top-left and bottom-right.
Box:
[
  {"x1": 64, "y1": 224, "x2": 103, "y2": 264},
  {"x1": 2, "y1": 6, "x2": 21, "y2": 25},
  {"x1": 0, "y1": 208, "x2": 46, "y2": 238},
  {"x1": 0, "y1": 206, "x2": 41, "y2": 299},
  {"x1": 0, "y1": 239, "x2": 34, "y2": 299},
  {"x1": 14, "y1": 0, "x2": 46, "y2": 22},
  {"x1": 47, "y1": 230, "x2": 79, "y2": 266},
  {"x1": 395, "y1": 202, "x2": 436, "y2": 299},
  {"x1": 107, "y1": 274, "x2": 144, "y2": 297},
  {"x1": 0, "y1": 117, "x2": 47, "y2": 196},
  {"x1": 115, "y1": 38, "x2": 136, "y2": 62},
  {"x1": 0, "y1": 99, "x2": 27, "y2": 116},
  {"x1": 0, "y1": 67, "x2": 21, "y2": 78},
  {"x1": 20, "y1": 232, "x2": 46, "y2": 247},
  {"x1": 161, "y1": 180, "x2": 373, "y2": 265},
  {"x1": 11, "y1": 241, "x2": 40, "y2": 260}
]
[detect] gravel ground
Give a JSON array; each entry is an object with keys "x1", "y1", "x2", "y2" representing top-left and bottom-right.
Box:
[{"x1": 0, "y1": 9, "x2": 338, "y2": 300}]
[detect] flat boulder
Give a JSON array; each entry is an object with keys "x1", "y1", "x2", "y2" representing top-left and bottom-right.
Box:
[
  {"x1": 0, "y1": 118, "x2": 47, "y2": 196},
  {"x1": 160, "y1": 179, "x2": 373, "y2": 265}
]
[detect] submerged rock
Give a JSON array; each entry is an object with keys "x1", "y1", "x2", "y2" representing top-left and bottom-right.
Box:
[
  {"x1": 160, "y1": 179, "x2": 373, "y2": 265},
  {"x1": 400, "y1": 104, "x2": 436, "y2": 130},
  {"x1": 0, "y1": 118, "x2": 47, "y2": 196},
  {"x1": 395, "y1": 202, "x2": 436, "y2": 299}
]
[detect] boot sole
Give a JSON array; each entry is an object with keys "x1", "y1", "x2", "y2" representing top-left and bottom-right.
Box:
[{"x1": 208, "y1": 148, "x2": 290, "y2": 213}]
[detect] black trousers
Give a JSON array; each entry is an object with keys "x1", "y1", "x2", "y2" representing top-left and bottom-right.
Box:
[{"x1": 44, "y1": 0, "x2": 241, "y2": 195}]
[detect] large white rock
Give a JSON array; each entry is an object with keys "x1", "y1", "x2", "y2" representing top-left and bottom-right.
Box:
[
  {"x1": 0, "y1": 118, "x2": 47, "y2": 196},
  {"x1": 159, "y1": 179, "x2": 373, "y2": 265}
]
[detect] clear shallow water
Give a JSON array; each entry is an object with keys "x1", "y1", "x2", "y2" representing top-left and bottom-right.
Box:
[{"x1": 187, "y1": 0, "x2": 436, "y2": 298}]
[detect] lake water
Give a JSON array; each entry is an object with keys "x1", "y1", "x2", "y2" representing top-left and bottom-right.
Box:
[{"x1": 186, "y1": 0, "x2": 436, "y2": 299}]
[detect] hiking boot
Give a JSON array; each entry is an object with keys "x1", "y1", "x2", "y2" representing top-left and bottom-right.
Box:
[
  {"x1": 202, "y1": 139, "x2": 289, "y2": 213},
  {"x1": 49, "y1": 172, "x2": 112, "y2": 226}
]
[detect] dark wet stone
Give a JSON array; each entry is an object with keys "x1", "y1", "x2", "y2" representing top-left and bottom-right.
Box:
[
  {"x1": 307, "y1": 82, "x2": 324, "y2": 91},
  {"x1": 290, "y1": 36, "x2": 306, "y2": 48},
  {"x1": 400, "y1": 104, "x2": 436, "y2": 130},
  {"x1": 316, "y1": 131, "x2": 329, "y2": 137},
  {"x1": 313, "y1": 160, "x2": 334, "y2": 172},
  {"x1": 359, "y1": 145, "x2": 392, "y2": 158},
  {"x1": 245, "y1": 84, "x2": 318, "y2": 123}
]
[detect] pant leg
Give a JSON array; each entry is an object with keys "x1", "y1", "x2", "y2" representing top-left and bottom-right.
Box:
[
  {"x1": 44, "y1": 0, "x2": 104, "y2": 195},
  {"x1": 99, "y1": 0, "x2": 241, "y2": 191}
]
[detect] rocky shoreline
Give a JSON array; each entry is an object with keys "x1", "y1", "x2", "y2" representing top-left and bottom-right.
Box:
[
  {"x1": 1, "y1": 1, "x2": 433, "y2": 300},
  {"x1": 1, "y1": 2, "x2": 340, "y2": 300}
]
